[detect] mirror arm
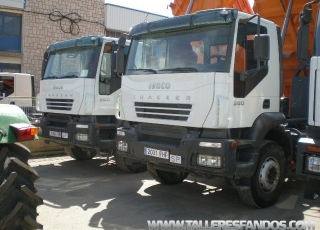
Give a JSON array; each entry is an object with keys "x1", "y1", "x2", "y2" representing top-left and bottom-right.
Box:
[
  {"x1": 256, "y1": 15, "x2": 261, "y2": 71},
  {"x1": 243, "y1": 14, "x2": 262, "y2": 71}
]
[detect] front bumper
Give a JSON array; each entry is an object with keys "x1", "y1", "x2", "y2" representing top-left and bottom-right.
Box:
[
  {"x1": 117, "y1": 123, "x2": 258, "y2": 179},
  {"x1": 39, "y1": 114, "x2": 116, "y2": 151}
]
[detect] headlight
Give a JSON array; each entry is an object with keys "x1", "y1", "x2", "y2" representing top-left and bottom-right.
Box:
[
  {"x1": 117, "y1": 130, "x2": 125, "y2": 136},
  {"x1": 197, "y1": 154, "x2": 222, "y2": 168},
  {"x1": 117, "y1": 141, "x2": 128, "y2": 152},
  {"x1": 307, "y1": 156, "x2": 320, "y2": 173},
  {"x1": 75, "y1": 133, "x2": 88, "y2": 142}
]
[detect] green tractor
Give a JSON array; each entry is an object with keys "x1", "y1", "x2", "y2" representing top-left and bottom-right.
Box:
[{"x1": 0, "y1": 102, "x2": 43, "y2": 229}]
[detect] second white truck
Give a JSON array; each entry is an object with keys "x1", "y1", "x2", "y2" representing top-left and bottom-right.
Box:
[{"x1": 37, "y1": 35, "x2": 146, "y2": 173}]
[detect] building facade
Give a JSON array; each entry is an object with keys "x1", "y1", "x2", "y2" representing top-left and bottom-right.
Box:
[
  {"x1": 0, "y1": 1, "x2": 167, "y2": 93},
  {"x1": 0, "y1": 0, "x2": 24, "y2": 73},
  {"x1": 0, "y1": 0, "x2": 167, "y2": 152},
  {"x1": 104, "y1": 4, "x2": 167, "y2": 38}
]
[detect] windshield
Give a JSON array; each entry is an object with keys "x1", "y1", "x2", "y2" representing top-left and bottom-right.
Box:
[
  {"x1": 127, "y1": 25, "x2": 232, "y2": 75},
  {"x1": 44, "y1": 45, "x2": 102, "y2": 79},
  {"x1": 0, "y1": 76, "x2": 14, "y2": 97}
]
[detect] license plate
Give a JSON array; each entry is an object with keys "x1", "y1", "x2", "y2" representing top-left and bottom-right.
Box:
[
  {"x1": 144, "y1": 147, "x2": 169, "y2": 159},
  {"x1": 170, "y1": 154, "x2": 182, "y2": 164},
  {"x1": 49, "y1": 130, "x2": 61, "y2": 138}
]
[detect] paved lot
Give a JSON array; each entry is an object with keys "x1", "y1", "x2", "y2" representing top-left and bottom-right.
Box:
[{"x1": 30, "y1": 155, "x2": 320, "y2": 230}]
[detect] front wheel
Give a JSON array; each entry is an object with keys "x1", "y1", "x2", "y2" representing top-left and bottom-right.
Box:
[
  {"x1": 238, "y1": 141, "x2": 286, "y2": 208},
  {"x1": 147, "y1": 163, "x2": 189, "y2": 185},
  {"x1": 64, "y1": 146, "x2": 97, "y2": 161},
  {"x1": 114, "y1": 153, "x2": 146, "y2": 173},
  {"x1": 0, "y1": 143, "x2": 43, "y2": 229}
]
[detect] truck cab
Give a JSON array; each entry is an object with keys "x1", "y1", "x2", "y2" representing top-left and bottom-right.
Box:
[
  {"x1": 0, "y1": 72, "x2": 38, "y2": 123},
  {"x1": 0, "y1": 72, "x2": 35, "y2": 108},
  {"x1": 116, "y1": 9, "x2": 298, "y2": 208},
  {"x1": 38, "y1": 35, "x2": 129, "y2": 160}
]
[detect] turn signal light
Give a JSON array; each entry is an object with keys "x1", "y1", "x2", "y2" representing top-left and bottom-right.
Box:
[
  {"x1": 10, "y1": 123, "x2": 39, "y2": 141},
  {"x1": 17, "y1": 127, "x2": 38, "y2": 141},
  {"x1": 307, "y1": 145, "x2": 320, "y2": 153}
]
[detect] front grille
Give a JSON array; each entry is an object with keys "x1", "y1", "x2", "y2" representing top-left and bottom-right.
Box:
[
  {"x1": 46, "y1": 98, "x2": 73, "y2": 111},
  {"x1": 135, "y1": 102, "x2": 192, "y2": 121},
  {"x1": 46, "y1": 113, "x2": 71, "y2": 127}
]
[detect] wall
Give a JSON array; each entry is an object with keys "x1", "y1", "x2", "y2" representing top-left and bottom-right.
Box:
[
  {"x1": 0, "y1": 0, "x2": 24, "y2": 9},
  {"x1": 23, "y1": 0, "x2": 105, "y2": 93},
  {"x1": 105, "y1": 4, "x2": 167, "y2": 34},
  {"x1": 0, "y1": 6, "x2": 24, "y2": 71}
]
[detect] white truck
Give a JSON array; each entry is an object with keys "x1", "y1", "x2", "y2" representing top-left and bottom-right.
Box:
[
  {"x1": 115, "y1": 6, "x2": 314, "y2": 208},
  {"x1": 296, "y1": 0, "x2": 320, "y2": 199},
  {"x1": 37, "y1": 35, "x2": 146, "y2": 173},
  {"x1": 0, "y1": 72, "x2": 38, "y2": 122}
]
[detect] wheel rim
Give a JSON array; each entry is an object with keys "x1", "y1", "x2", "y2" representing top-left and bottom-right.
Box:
[{"x1": 259, "y1": 157, "x2": 280, "y2": 193}]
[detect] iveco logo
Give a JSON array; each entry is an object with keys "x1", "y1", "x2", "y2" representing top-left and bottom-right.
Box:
[
  {"x1": 52, "y1": 85, "x2": 63, "y2": 89},
  {"x1": 149, "y1": 82, "x2": 171, "y2": 89}
]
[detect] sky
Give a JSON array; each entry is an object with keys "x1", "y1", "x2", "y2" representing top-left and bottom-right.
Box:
[{"x1": 105, "y1": 0, "x2": 255, "y2": 17}]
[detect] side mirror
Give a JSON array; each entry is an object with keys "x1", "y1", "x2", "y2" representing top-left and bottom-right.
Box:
[
  {"x1": 297, "y1": 24, "x2": 309, "y2": 61},
  {"x1": 0, "y1": 81, "x2": 3, "y2": 91},
  {"x1": 116, "y1": 35, "x2": 127, "y2": 76},
  {"x1": 254, "y1": 34, "x2": 270, "y2": 61}
]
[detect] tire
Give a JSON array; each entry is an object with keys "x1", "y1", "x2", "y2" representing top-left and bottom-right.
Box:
[
  {"x1": 0, "y1": 143, "x2": 43, "y2": 230},
  {"x1": 238, "y1": 141, "x2": 286, "y2": 208},
  {"x1": 147, "y1": 163, "x2": 189, "y2": 185},
  {"x1": 64, "y1": 146, "x2": 97, "y2": 161},
  {"x1": 114, "y1": 153, "x2": 146, "y2": 173}
]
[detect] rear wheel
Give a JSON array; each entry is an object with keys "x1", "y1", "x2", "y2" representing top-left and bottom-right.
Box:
[
  {"x1": 64, "y1": 146, "x2": 97, "y2": 161},
  {"x1": 114, "y1": 153, "x2": 146, "y2": 173},
  {"x1": 147, "y1": 163, "x2": 189, "y2": 185},
  {"x1": 238, "y1": 141, "x2": 286, "y2": 208},
  {"x1": 0, "y1": 143, "x2": 43, "y2": 230}
]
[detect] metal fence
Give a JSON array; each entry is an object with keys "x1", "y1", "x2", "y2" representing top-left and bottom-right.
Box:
[{"x1": 0, "y1": 96, "x2": 42, "y2": 124}]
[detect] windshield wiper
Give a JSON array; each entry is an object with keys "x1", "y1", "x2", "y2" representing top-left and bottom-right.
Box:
[
  {"x1": 159, "y1": 67, "x2": 198, "y2": 73},
  {"x1": 45, "y1": 75, "x2": 59, "y2": 79},
  {"x1": 60, "y1": 75, "x2": 78, "y2": 79},
  {"x1": 128, "y1": 68, "x2": 157, "y2": 74}
]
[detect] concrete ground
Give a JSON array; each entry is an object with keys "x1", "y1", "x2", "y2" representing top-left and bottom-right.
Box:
[{"x1": 29, "y1": 155, "x2": 320, "y2": 230}]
